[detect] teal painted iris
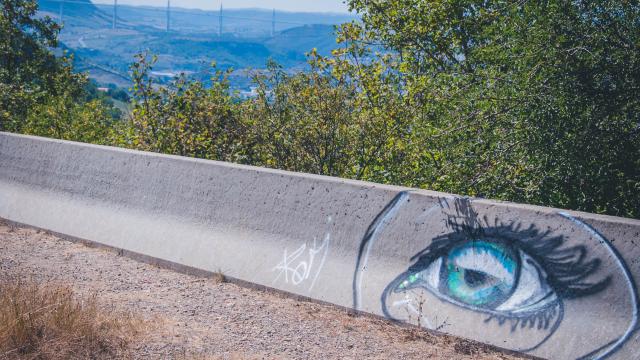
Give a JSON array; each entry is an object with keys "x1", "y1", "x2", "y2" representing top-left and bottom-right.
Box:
[{"x1": 444, "y1": 241, "x2": 517, "y2": 307}]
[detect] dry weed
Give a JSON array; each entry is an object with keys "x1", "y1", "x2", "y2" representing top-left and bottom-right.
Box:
[
  {"x1": 0, "y1": 279, "x2": 143, "y2": 359},
  {"x1": 211, "y1": 270, "x2": 225, "y2": 284}
]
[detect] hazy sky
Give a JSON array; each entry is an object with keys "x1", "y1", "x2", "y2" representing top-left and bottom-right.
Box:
[{"x1": 91, "y1": 0, "x2": 351, "y2": 13}]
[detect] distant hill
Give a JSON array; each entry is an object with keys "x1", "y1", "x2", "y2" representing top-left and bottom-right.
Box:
[
  {"x1": 36, "y1": 0, "x2": 356, "y2": 88},
  {"x1": 39, "y1": 0, "x2": 115, "y2": 28},
  {"x1": 266, "y1": 24, "x2": 338, "y2": 62},
  {"x1": 95, "y1": 5, "x2": 356, "y2": 36}
]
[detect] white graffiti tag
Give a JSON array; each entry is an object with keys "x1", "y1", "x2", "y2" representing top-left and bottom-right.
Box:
[{"x1": 273, "y1": 227, "x2": 331, "y2": 291}]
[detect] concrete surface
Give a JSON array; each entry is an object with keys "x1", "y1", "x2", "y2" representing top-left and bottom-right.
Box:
[{"x1": 1, "y1": 132, "x2": 639, "y2": 359}]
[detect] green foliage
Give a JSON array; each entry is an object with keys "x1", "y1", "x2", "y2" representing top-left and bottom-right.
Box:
[
  {"x1": 243, "y1": 56, "x2": 358, "y2": 176},
  {"x1": 104, "y1": 84, "x2": 130, "y2": 103},
  {"x1": 0, "y1": 0, "x2": 81, "y2": 131},
  {"x1": 23, "y1": 96, "x2": 117, "y2": 144},
  {"x1": 119, "y1": 52, "x2": 418, "y2": 183},
  {"x1": 340, "y1": 0, "x2": 640, "y2": 218},
  {"x1": 82, "y1": 80, "x2": 125, "y2": 119},
  {"x1": 5, "y1": 0, "x2": 639, "y2": 219},
  {"x1": 120, "y1": 53, "x2": 246, "y2": 161},
  {"x1": 1, "y1": 0, "x2": 122, "y2": 141}
]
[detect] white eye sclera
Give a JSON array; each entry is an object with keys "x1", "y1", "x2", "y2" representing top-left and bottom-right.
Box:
[{"x1": 399, "y1": 240, "x2": 559, "y2": 317}]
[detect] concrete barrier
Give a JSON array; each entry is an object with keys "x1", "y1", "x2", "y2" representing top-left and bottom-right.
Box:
[{"x1": 1, "y1": 132, "x2": 639, "y2": 359}]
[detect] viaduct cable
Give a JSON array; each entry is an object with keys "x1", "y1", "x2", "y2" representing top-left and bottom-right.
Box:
[
  {"x1": 271, "y1": 8, "x2": 275, "y2": 37},
  {"x1": 113, "y1": 0, "x2": 117, "y2": 29},
  {"x1": 218, "y1": 3, "x2": 222, "y2": 36},
  {"x1": 166, "y1": 0, "x2": 170, "y2": 32}
]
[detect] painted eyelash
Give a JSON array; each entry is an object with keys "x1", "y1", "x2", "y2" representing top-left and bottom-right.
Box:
[
  {"x1": 439, "y1": 214, "x2": 611, "y2": 303},
  {"x1": 484, "y1": 298, "x2": 561, "y2": 332},
  {"x1": 385, "y1": 215, "x2": 610, "y2": 337}
]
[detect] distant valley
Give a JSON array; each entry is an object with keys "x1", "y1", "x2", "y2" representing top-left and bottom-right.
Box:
[{"x1": 37, "y1": 0, "x2": 357, "y2": 90}]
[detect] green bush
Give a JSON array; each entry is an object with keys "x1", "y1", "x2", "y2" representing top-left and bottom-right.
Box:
[{"x1": 5, "y1": 0, "x2": 639, "y2": 219}]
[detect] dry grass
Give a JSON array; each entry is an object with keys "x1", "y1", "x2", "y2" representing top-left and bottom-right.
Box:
[
  {"x1": 211, "y1": 270, "x2": 225, "y2": 284},
  {"x1": 0, "y1": 279, "x2": 143, "y2": 359}
]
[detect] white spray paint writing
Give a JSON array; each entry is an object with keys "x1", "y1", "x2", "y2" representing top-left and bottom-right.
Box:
[{"x1": 273, "y1": 217, "x2": 332, "y2": 291}]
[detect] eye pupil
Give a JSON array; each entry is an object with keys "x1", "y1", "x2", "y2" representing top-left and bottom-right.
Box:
[
  {"x1": 443, "y1": 240, "x2": 518, "y2": 307},
  {"x1": 463, "y1": 269, "x2": 489, "y2": 288}
]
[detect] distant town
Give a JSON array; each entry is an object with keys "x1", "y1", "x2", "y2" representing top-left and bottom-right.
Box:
[{"x1": 38, "y1": 0, "x2": 357, "y2": 90}]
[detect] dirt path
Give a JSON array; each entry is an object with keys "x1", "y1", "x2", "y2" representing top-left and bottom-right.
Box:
[{"x1": 0, "y1": 220, "x2": 526, "y2": 359}]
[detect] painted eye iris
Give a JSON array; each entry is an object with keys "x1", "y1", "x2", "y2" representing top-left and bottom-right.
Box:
[
  {"x1": 395, "y1": 239, "x2": 558, "y2": 317},
  {"x1": 445, "y1": 241, "x2": 517, "y2": 307}
]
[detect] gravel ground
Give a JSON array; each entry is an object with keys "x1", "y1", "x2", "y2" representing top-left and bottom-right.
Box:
[{"x1": 0, "y1": 220, "x2": 527, "y2": 360}]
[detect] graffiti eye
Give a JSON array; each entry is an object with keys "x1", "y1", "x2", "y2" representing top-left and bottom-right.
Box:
[{"x1": 395, "y1": 240, "x2": 559, "y2": 317}]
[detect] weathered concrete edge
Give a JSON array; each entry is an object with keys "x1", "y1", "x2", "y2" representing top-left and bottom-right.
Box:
[
  {"x1": 0, "y1": 216, "x2": 540, "y2": 360},
  {"x1": 3, "y1": 131, "x2": 637, "y2": 227}
]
